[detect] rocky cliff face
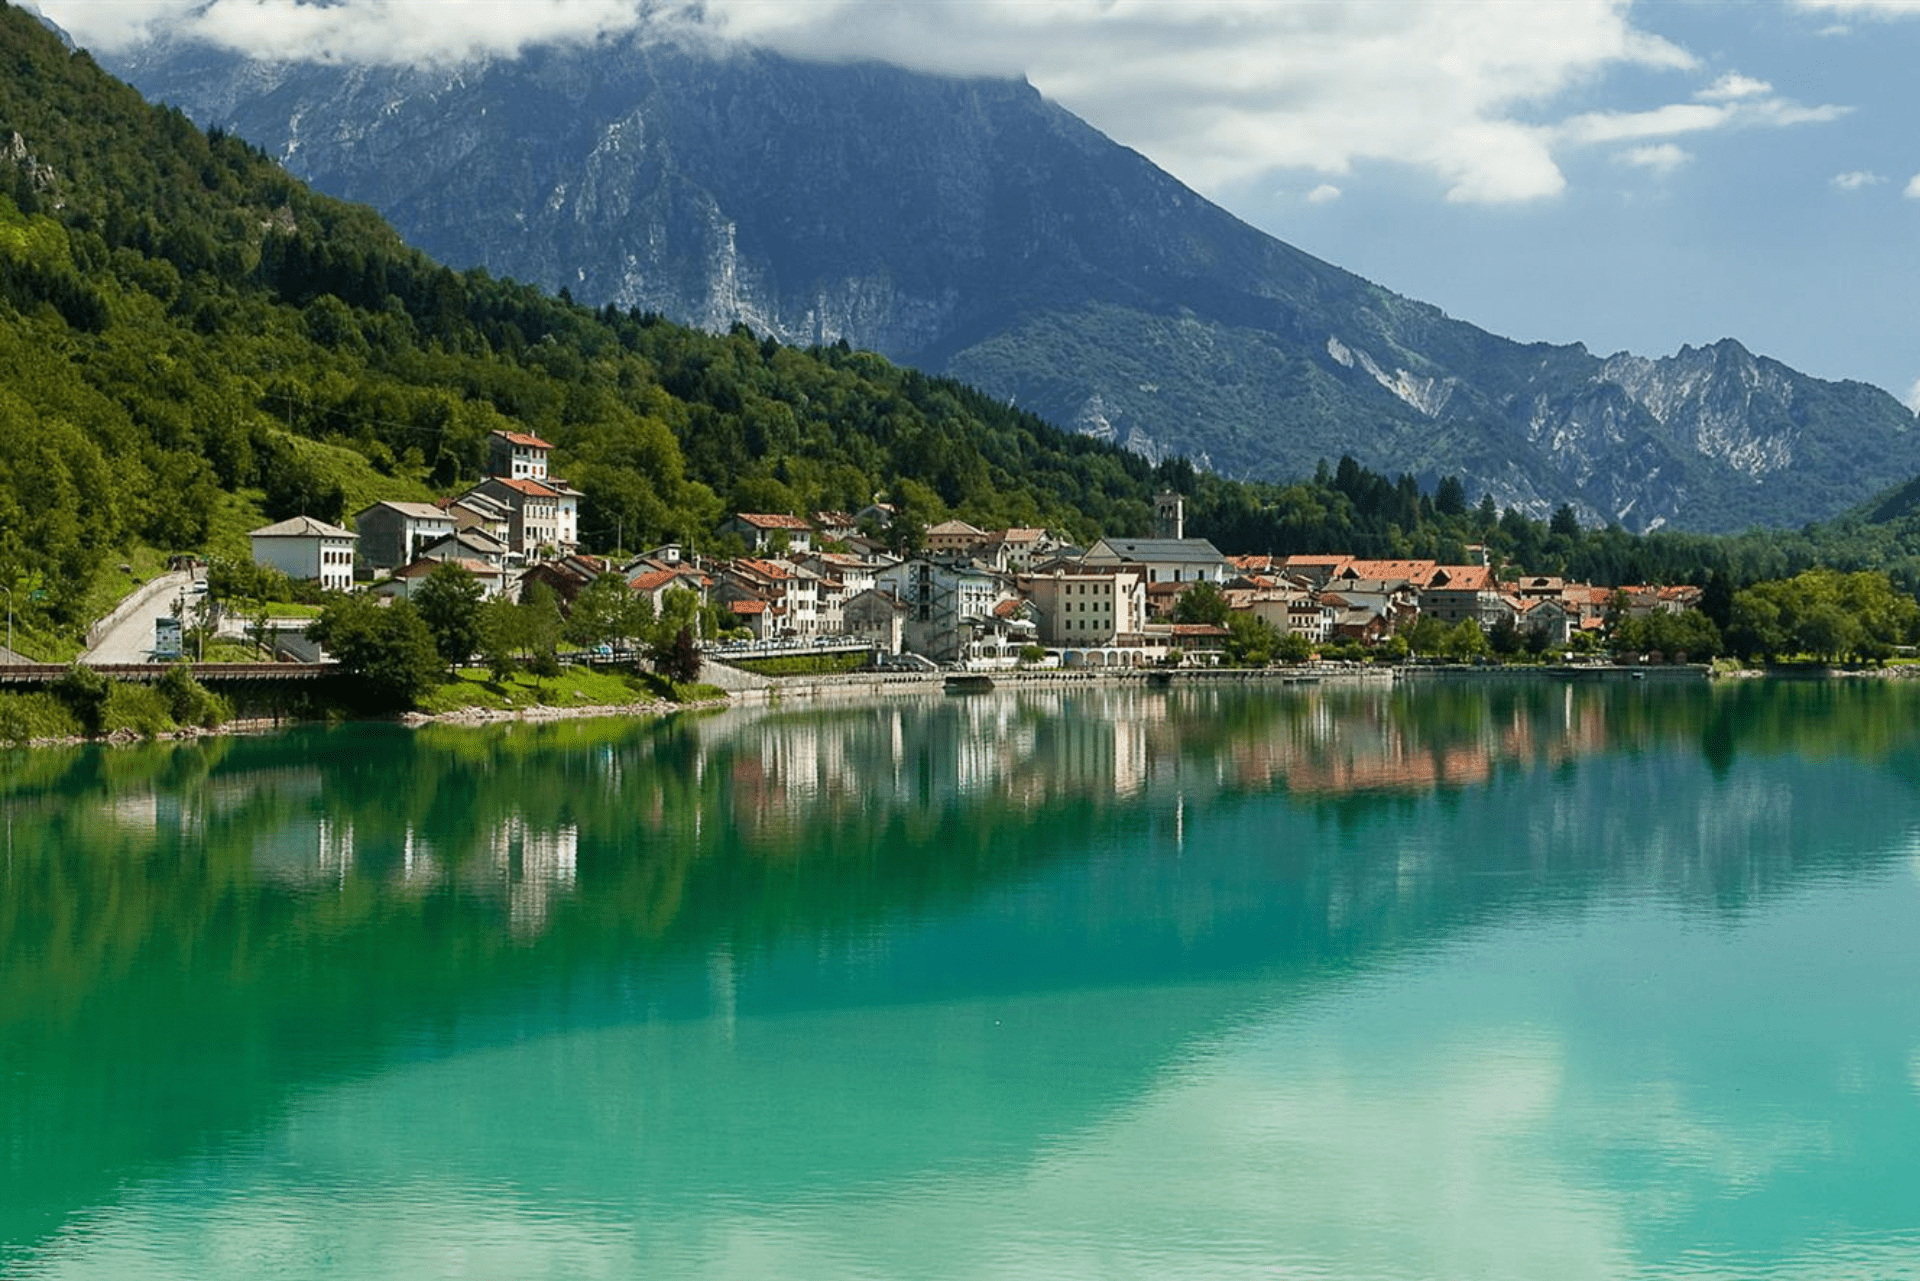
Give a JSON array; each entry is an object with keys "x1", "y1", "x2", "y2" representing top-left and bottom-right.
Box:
[{"x1": 110, "y1": 35, "x2": 1920, "y2": 532}]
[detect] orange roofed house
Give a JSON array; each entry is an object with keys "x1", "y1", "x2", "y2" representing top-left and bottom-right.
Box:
[{"x1": 724, "y1": 512, "x2": 814, "y2": 555}]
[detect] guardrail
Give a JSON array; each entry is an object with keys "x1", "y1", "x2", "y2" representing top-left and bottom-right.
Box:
[{"x1": 0, "y1": 662, "x2": 339, "y2": 685}]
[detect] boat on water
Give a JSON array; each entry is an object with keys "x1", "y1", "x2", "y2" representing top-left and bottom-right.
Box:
[{"x1": 944, "y1": 673, "x2": 996, "y2": 693}]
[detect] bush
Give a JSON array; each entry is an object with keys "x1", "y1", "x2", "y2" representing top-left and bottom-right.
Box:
[
  {"x1": 0, "y1": 692, "x2": 82, "y2": 745},
  {"x1": 104, "y1": 683, "x2": 173, "y2": 737},
  {"x1": 50, "y1": 663, "x2": 113, "y2": 736},
  {"x1": 158, "y1": 662, "x2": 230, "y2": 728}
]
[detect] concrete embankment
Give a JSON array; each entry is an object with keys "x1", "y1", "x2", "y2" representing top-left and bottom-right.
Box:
[
  {"x1": 706, "y1": 661, "x2": 1718, "y2": 704},
  {"x1": 707, "y1": 662, "x2": 1396, "y2": 705},
  {"x1": 1395, "y1": 662, "x2": 1713, "y2": 683}
]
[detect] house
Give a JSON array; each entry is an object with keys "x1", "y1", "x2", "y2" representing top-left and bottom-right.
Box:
[
  {"x1": 812, "y1": 510, "x2": 858, "y2": 543},
  {"x1": 724, "y1": 512, "x2": 814, "y2": 554},
  {"x1": 1319, "y1": 578, "x2": 1421, "y2": 635},
  {"x1": 843, "y1": 588, "x2": 909, "y2": 654},
  {"x1": 1166, "y1": 622, "x2": 1231, "y2": 657},
  {"x1": 1335, "y1": 559, "x2": 1440, "y2": 590},
  {"x1": 471, "y1": 476, "x2": 561, "y2": 559},
  {"x1": 548, "y1": 480, "x2": 583, "y2": 552},
  {"x1": 979, "y1": 527, "x2": 1050, "y2": 573},
  {"x1": 373, "y1": 558, "x2": 508, "y2": 601},
  {"x1": 249, "y1": 516, "x2": 357, "y2": 592},
  {"x1": 875, "y1": 558, "x2": 1008, "y2": 661},
  {"x1": 1082, "y1": 536, "x2": 1233, "y2": 585},
  {"x1": 487, "y1": 430, "x2": 553, "y2": 482},
  {"x1": 519, "y1": 554, "x2": 608, "y2": 607},
  {"x1": 794, "y1": 551, "x2": 877, "y2": 636},
  {"x1": 717, "y1": 558, "x2": 821, "y2": 636},
  {"x1": 1329, "y1": 607, "x2": 1393, "y2": 647},
  {"x1": 1518, "y1": 597, "x2": 1575, "y2": 645},
  {"x1": 724, "y1": 598, "x2": 781, "y2": 641},
  {"x1": 1419, "y1": 564, "x2": 1503, "y2": 627},
  {"x1": 443, "y1": 491, "x2": 513, "y2": 545},
  {"x1": 628, "y1": 564, "x2": 711, "y2": 614},
  {"x1": 853, "y1": 501, "x2": 896, "y2": 530},
  {"x1": 1236, "y1": 588, "x2": 1331, "y2": 642},
  {"x1": 1021, "y1": 567, "x2": 1149, "y2": 649},
  {"x1": 926, "y1": 519, "x2": 988, "y2": 557},
  {"x1": 974, "y1": 597, "x2": 1041, "y2": 665},
  {"x1": 419, "y1": 527, "x2": 510, "y2": 573},
  {"x1": 1281, "y1": 555, "x2": 1355, "y2": 587},
  {"x1": 353, "y1": 501, "x2": 457, "y2": 573}
]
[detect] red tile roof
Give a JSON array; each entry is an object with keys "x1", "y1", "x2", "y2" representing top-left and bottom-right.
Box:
[
  {"x1": 488, "y1": 477, "x2": 558, "y2": 497},
  {"x1": 492, "y1": 430, "x2": 554, "y2": 450},
  {"x1": 735, "y1": 512, "x2": 813, "y2": 530}
]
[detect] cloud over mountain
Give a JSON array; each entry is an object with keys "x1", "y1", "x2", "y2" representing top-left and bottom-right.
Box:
[{"x1": 40, "y1": 0, "x2": 1844, "y2": 207}]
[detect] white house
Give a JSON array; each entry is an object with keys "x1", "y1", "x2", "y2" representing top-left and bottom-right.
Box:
[
  {"x1": 1081, "y1": 536, "x2": 1233, "y2": 586},
  {"x1": 487, "y1": 430, "x2": 553, "y2": 481},
  {"x1": 249, "y1": 516, "x2": 358, "y2": 592}
]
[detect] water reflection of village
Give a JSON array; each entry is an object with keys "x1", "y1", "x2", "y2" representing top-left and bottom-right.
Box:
[
  {"x1": 707, "y1": 683, "x2": 1624, "y2": 827},
  {"x1": 71, "y1": 684, "x2": 1660, "y2": 941}
]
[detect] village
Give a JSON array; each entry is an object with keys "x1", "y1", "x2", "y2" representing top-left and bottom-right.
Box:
[{"x1": 245, "y1": 429, "x2": 1706, "y2": 670}]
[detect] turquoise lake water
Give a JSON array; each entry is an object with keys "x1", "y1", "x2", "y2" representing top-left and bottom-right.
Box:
[{"x1": 3, "y1": 679, "x2": 1919, "y2": 1279}]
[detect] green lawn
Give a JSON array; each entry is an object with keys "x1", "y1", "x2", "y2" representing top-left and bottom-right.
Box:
[{"x1": 417, "y1": 665, "x2": 723, "y2": 715}]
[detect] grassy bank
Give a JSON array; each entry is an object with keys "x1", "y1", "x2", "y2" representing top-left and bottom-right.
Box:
[{"x1": 415, "y1": 666, "x2": 724, "y2": 715}]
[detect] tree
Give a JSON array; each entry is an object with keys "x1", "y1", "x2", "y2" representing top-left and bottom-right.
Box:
[
  {"x1": 1404, "y1": 616, "x2": 1446, "y2": 658},
  {"x1": 648, "y1": 586, "x2": 703, "y2": 676},
  {"x1": 1224, "y1": 611, "x2": 1279, "y2": 665},
  {"x1": 564, "y1": 572, "x2": 633, "y2": 651},
  {"x1": 518, "y1": 580, "x2": 566, "y2": 673},
  {"x1": 1489, "y1": 614, "x2": 1524, "y2": 657},
  {"x1": 659, "y1": 624, "x2": 702, "y2": 684},
  {"x1": 1172, "y1": 580, "x2": 1231, "y2": 626},
  {"x1": 1275, "y1": 629, "x2": 1313, "y2": 664},
  {"x1": 476, "y1": 596, "x2": 524, "y2": 681},
  {"x1": 308, "y1": 594, "x2": 442, "y2": 709},
  {"x1": 1439, "y1": 618, "x2": 1490, "y2": 661},
  {"x1": 50, "y1": 662, "x2": 113, "y2": 735},
  {"x1": 413, "y1": 562, "x2": 485, "y2": 671}
]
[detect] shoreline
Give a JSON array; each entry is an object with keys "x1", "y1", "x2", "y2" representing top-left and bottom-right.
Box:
[{"x1": 5, "y1": 660, "x2": 1913, "y2": 751}]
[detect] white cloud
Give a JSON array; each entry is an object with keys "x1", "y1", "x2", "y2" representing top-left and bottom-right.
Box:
[
  {"x1": 1907, "y1": 174, "x2": 1920, "y2": 198},
  {"x1": 1306, "y1": 183, "x2": 1343, "y2": 204},
  {"x1": 32, "y1": 1, "x2": 1845, "y2": 208},
  {"x1": 1557, "y1": 81, "x2": 1846, "y2": 153},
  {"x1": 1832, "y1": 169, "x2": 1885, "y2": 189},
  {"x1": 1618, "y1": 143, "x2": 1691, "y2": 175},
  {"x1": 1799, "y1": 0, "x2": 1920, "y2": 14},
  {"x1": 1697, "y1": 72, "x2": 1773, "y2": 101},
  {"x1": 1563, "y1": 102, "x2": 1729, "y2": 145},
  {"x1": 1905, "y1": 379, "x2": 1920, "y2": 414}
]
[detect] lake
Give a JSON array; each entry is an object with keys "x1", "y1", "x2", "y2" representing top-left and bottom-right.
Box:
[{"x1": 4, "y1": 678, "x2": 1919, "y2": 1279}]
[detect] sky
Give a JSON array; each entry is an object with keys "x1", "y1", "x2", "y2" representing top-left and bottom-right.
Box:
[{"x1": 34, "y1": 0, "x2": 1920, "y2": 408}]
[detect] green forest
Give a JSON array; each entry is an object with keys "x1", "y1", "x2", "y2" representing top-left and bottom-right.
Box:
[{"x1": 6, "y1": 1, "x2": 1920, "y2": 658}]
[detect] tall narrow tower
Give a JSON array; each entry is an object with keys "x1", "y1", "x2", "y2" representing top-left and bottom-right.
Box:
[{"x1": 1153, "y1": 491, "x2": 1185, "y2": 541}]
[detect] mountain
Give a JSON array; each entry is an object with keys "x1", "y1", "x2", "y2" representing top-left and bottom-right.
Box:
[{"x1": 105, "y1": 31, "x2": 1920, "y2": 534}]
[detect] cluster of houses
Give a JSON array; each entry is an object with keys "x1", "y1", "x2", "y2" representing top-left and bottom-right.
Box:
[
  {"x1": 247, "y1": 440, "x2": 1702, "y2": 667},
  {"x1": 248, "y1": 430, "x2": 579, "y2": 602}
]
